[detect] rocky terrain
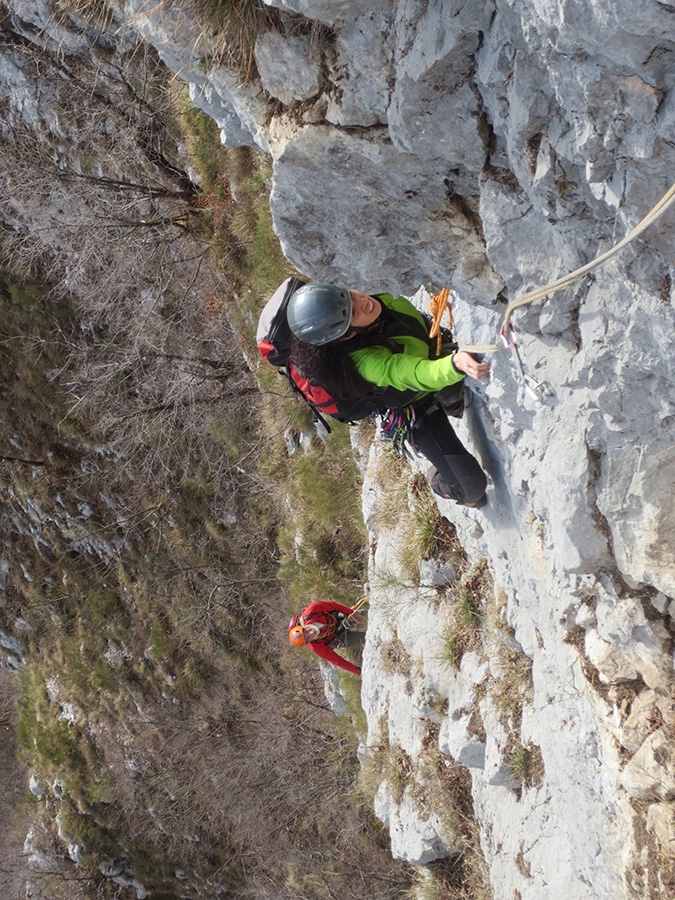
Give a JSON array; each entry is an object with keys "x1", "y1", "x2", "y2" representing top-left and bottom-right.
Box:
[{"x1": 2, "y1": 0, "x2": 675, "y2": 898}]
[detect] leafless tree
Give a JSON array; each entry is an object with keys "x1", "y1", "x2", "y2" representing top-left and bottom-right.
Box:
[{"x1": 0, "y1": 41, "x2": 268, "y2": 511}]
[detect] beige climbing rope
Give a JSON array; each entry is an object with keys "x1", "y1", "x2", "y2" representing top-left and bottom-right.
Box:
[
  {"x1": 344, "y1": 594, "x2": 368, "y2": 628},
  {"x1": 458, "y1": 179, "x2": 675, "y2": 355},
  {"x1": 349, "y1": 595, "x2": 368, "y2": 614}
]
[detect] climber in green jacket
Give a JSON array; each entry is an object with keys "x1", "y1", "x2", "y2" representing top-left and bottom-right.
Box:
[{"x1": 288, "y1": 284, "x2": 490, "y2": 506}]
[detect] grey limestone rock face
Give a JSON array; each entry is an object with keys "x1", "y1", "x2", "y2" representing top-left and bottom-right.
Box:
[
  {"x1": 262, "y1": 0, "x2": 394, "y2": 26},
  {"x1": 324, "y1": 14, "x2": 394, "y2": 127},
  {"x1": 620, "y1": 729, "x2": 675, "y2": 801},
  {"x1": 255, "y1": 31, "x2": 322, "y2": 106},
  {"x1": 387, "y1": 0, "x2": 494, "y2": 169},
  {"x1": 269, "y1": 125, "x2": 500, "y2": 301}
]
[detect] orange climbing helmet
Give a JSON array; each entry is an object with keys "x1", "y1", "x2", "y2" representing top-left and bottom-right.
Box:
[{"x1": 288, "y1": 615, "x2": 305, "y2": 647}]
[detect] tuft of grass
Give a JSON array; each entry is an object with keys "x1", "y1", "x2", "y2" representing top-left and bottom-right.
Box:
[
  {"x1": 412, "y1": 724, "x2": 494, "y2": 900},
  {"x1": 399, "y1": 477, "x2": 443, "y2": 579},
  {"x1": 187, "y1": 0, "x2": 281, "y2": 78},
  {"x1": 508, "y1": 741, "x2": 545, "y2": 790},
  {"x1": 417, "y1": 849, "x2": 493, "y2": 900},
  {"x1": 365, "y1": 744, "x2": 417, "y2": 805},
  {"x1": 371, "y1": 446, "x2": 412, "y2": 532},
  {"x1": 439, "y1": 629, "x2": 463, "y2": 670},
  {"x1": 509, "y1": 741, "x2": 529, "y2": 784},
  {"x1": 390, "y1": 755, "x2": 414, "y2": 804},
  {"x1": 439, "y1": 587, "x2": 485, "y2": 672},
  {"x1": 437, "y1": 558, "x2": 493, "y2": 668},
  {"x1": 53, "y1": 0, "x2": 115, "y2": 33},
  {"x1": 370, "y1": 458, "x2": 466, "y2": 586},
  {"x1": 456, "y1": 587, "x2": 482, "y2": 628}
]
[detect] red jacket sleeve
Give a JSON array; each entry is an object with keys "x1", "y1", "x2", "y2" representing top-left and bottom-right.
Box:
[{"x1": 309, "y1": 641, "x2": 362, "y2": 675}]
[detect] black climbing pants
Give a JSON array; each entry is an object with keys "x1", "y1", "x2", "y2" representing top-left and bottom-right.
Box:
[
  {"x1": 335, "y1": 626, "x2": 367, "y2": 651},
  {"x1": 410, "y1": 399, "x2": 487, "y2": 504}
]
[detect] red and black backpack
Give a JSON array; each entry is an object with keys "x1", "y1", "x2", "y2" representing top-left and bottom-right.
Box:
[{"x1": 256, "y1": 277, "x2": 392, "y2": 430}]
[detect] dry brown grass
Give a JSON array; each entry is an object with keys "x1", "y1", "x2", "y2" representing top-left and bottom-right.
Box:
[
  {"x1": 381, "y1": 631, "x2": 415, "y2": 678},
  {"x1": 508, "y1": 741, "x2": 545, "y2": 790},
  {"x1": 491, "y1": 645, "x2": 534, "y2": 725},
  {"x1": 411, "y1": 724, "x2": 493, "y2": 900},
  {"x1": 0, "y1": 671, "x2": 33, "y2": 898},
  {"x1": 371, "y1": 458, "x2": 469, "y2": 588},
  {"x1": 371, "y1": 446, "x2": 415, "y2": 534},
  {"x1": 438, "y1": 560, "x2": 492, "y2": 670}
]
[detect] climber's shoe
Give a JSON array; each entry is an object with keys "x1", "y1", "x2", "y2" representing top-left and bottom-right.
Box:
[{"x1": 461, "y1": 493, "x2": 487, "y2": 509}]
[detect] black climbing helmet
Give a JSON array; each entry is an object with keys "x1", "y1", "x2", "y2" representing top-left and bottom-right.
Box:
[{"x1": 287, "y1": 283, "x2": 352, "y2": 345}]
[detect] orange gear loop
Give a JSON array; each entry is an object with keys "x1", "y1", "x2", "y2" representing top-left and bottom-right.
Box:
[{"x1": 428, "y1": 287, "x2": 454, "y2": 356}]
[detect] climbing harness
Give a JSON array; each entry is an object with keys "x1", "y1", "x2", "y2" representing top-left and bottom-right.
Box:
[
  {"x1": 343, "y1": 594, "x2": 369, "y2": 630},
  {"x1": 377, "y1": 405, "x2": 416, "y2": 458},
  {"x1": 459, "y1": 179, "x2": 675, "y2": 359}
]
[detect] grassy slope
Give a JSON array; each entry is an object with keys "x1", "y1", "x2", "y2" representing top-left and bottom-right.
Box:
[{"x1": 0, "y1": 82, "x2": 409, "y2": 899}]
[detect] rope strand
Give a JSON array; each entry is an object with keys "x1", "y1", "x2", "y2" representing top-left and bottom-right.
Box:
[{"x1": 458, "y1": 179, "x2": 675, "y2": 354}]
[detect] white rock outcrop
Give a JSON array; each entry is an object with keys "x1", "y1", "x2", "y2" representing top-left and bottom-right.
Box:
[
  {"x1": 255, "y1": 32, "x2": 322, "y2": 107},
  {"x1": 355, "y1": 284, "x2": 674, "y2": 898}
]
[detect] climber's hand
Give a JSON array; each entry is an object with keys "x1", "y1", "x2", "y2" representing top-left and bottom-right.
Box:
[{"x1": 452, "y1": 351, "x2": 491, "y2": 381}]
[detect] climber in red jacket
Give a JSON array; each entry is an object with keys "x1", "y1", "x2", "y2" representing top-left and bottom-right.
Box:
[{"x1": 288, "y1": 600, "x2": 366, "y2": 675}]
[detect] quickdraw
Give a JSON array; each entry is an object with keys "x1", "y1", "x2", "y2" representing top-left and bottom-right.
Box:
[
  {"x1": 499, "y1": 323, "x2": 554, "y2": 403},
  {"x1": 377, "y1": 405, "x2": 416, "y2": 458}
]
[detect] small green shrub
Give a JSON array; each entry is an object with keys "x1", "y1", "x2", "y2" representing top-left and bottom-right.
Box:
[
  {"x1": 90, "y1": 660, "x2": 118, "y2": 694},
  {"x1": 58, "y1": 799, "x2": 122, "y2": 871},
  {"x1": 83, "y1": 588, "x2": 123, "y2": 626},
  {"x1": 149, "y1": 621, "x2": 173, "y2": 659}
]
